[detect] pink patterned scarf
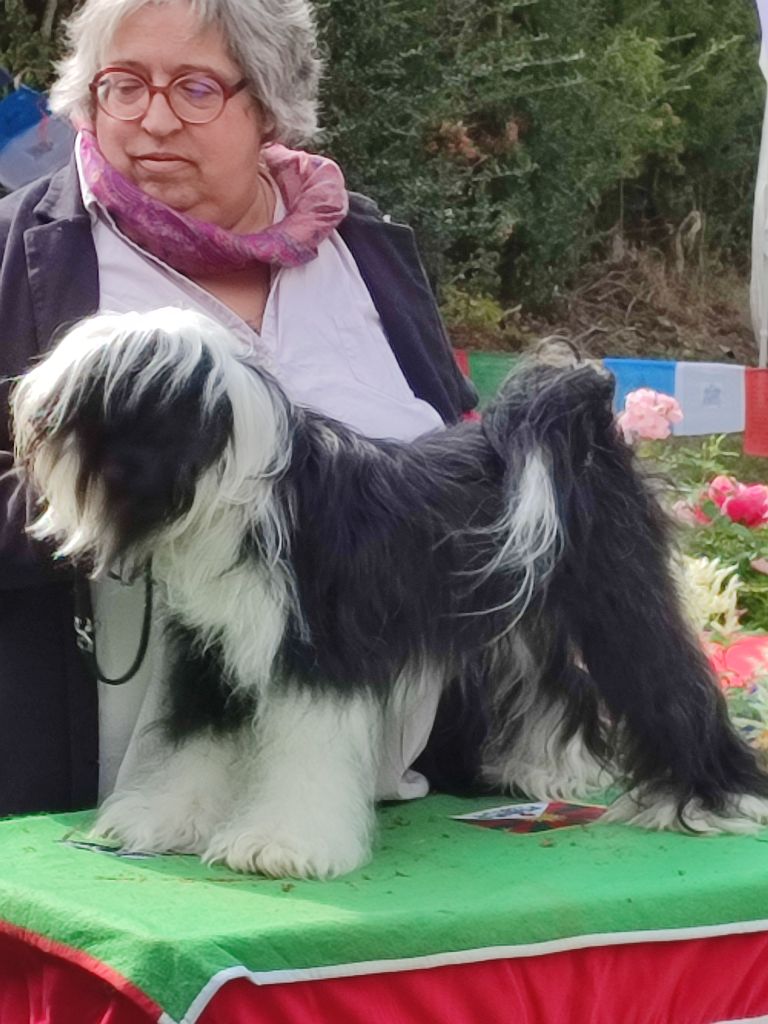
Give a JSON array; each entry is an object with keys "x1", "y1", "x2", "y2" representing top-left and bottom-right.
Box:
[{"x1": 78, "y1": 130, "x2": 349, "y2": 275}]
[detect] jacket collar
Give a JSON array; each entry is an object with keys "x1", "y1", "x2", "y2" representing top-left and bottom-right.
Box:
[{"x1": 32, "y1": 152, "x2": 90, "y2": 225}]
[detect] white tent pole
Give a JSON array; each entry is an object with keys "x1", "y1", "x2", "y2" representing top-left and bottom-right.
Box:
[
  {"x1": 751, "y1": 0, "x2": 768, "y2": 367},
  {"x1": 750, "y1": 97, "x2": 768, "y2": 368}
]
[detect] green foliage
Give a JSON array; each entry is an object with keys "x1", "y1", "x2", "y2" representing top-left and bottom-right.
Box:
[
  {"x1": 618, "y1": 0, "x2": 765, "y2": 260},
  {"x1": 0, "y1": 0, "x2": 65, "y2": 87},
  {"x1": 439, "y1": 285, "x2": 507, "y2": 332},
  {"x1": 650, "y1": 433, "x2": 755, "y2": 487},
  {"x1": 317, "y1": 0, "x2": 764, "y2": 305},
  {"x1": 316, "y1": 0, "x2": 546, "y2": 292}
]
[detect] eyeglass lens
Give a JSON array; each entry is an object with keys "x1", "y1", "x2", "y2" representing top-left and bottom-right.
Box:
[{"x1": 95, "y1": 71, "x2": 227, "y2": 123}]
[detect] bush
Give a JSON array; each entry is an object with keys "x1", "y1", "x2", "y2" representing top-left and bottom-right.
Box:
[
  {"x1": 318, "y1": 0, "x2": 764, "y2": 306},
  {"x1": 3, "y1": 0, "x2": 763, "y2": 310}
]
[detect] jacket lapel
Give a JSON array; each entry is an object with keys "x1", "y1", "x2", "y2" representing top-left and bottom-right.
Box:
[
  {"x1": 339, "y1": 193, "x2": 476, "y2": 423},
  {"x1": 24, "y1": 156, "x2": 99, "y2": 355}
]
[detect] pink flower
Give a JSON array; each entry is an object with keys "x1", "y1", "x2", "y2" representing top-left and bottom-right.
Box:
[
  {"x1": 707, "y1": 475, "x2": 739, "y2": 508},
  {"x1": 617, "y1": 388, "x2": 684, "y2": 443},
  {"x1": 672, "y1": 499, "x2": 712, "y2": 526},
  {"x1": 672, "y1": 500, "x2": 701, "y2": 526}
]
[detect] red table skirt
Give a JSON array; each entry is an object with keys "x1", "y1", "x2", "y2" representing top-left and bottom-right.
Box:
[{"x1": 3, "y1": 926, "x2": 768, "y2": 1024}]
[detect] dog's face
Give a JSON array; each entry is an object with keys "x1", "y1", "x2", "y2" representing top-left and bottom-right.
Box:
[
  {"x1": 72, "y1": 342, "x2": 233, "y2": 563},
  {"x1": 13, "y1": 310, "x2": 234, "y2": 574}
]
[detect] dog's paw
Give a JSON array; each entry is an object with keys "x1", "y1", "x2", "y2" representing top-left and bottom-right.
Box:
[
  {"x1": 204, "y1": 811, "x2": 372, "y2": 879},
  {"x1": 603, "y1": 789, "x2": 768, "y2": 835},
  {"x1": 92, "y1": 787, "x2": 227, "y2": 855}
]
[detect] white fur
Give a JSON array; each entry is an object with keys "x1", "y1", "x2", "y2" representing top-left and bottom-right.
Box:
[
  {"x1": 459, "y1": 449, "x2": 561, "y2": 631},
  {"x1": 484, "y1": 695, "x2": 613, "y2": 800},
  {"x1": 377, "y1": 664, "x2": 444, "y2": 800},
  {"x1": 494, "y1": 450, "x2": 561, "y2": 582},
  {"x1": 154, "y1": 499, "x2": 294, "y2": 699},
  {"x1": 603, "y1": 790, "x2": 768, "y2": 835},
  {"x1": 94, "y1": 730, "x2": 242, "y2": 854},
  {"x1": 28, "y1": 444, "x2": 114, "y2": 567},
  {"x1": 204, "y1": 688, "x2": 381, "y2": 878}
]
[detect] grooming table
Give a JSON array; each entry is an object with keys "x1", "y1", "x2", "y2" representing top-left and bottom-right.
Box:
[{"x1": 1, "y1": 797, "x2": 768, "y2": 1024}]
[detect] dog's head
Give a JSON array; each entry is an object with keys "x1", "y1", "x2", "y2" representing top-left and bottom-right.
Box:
[{"x1": 12, "y1": 308, "x2": 287, "y2": 575}]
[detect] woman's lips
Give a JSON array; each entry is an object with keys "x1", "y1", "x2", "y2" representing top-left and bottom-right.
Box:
[{"x1": 133, "y1": 154, "x2": 189, "y2": 172}]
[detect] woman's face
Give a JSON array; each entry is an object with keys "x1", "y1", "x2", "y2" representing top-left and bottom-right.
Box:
[{"x1": 95, "y1": 0, "x2": 266, "y2": 230}]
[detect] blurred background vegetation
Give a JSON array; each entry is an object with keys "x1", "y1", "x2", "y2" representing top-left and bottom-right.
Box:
[
  {"x1": 318, "y1": 0, "x2": 766, "y2": 356},
  {"x1": 3, "y1": 0, "x2": 766, "y2": 354}
]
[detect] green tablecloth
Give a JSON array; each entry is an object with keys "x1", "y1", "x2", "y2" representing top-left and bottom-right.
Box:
[{"x1": 1, "y1": 797, "x2": 768, "y2": 1021}]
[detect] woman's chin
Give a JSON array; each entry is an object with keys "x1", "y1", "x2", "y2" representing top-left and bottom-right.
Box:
[{"x1": 136, "y1": 179, "x2": 199, "y2": 214}]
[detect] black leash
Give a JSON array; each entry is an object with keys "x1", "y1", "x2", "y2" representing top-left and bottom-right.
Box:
[{"x1": 73, "y1": 562, "x2": 154, "y2": 685}]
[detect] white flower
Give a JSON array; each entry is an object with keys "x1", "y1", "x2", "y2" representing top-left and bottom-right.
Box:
[{"x1": 675, "y1": 555, "x2": 742, "y2": 635}]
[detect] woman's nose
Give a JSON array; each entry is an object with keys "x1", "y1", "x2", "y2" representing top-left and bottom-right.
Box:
[{"x1": 140, "y1": 90, "x2": 183, "y2": 134}]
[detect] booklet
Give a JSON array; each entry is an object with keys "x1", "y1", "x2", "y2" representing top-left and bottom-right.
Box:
[{"x1": 453, "y1": 800, "x2": 607, "y2": 834}]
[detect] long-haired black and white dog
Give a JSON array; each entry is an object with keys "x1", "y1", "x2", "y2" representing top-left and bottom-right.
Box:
[{"x1": 12, "y1": 308, "x2": 768, "y2": 877}]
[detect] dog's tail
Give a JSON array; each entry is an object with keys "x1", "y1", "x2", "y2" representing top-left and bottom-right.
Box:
[
  {"x1": 484, "y1": 358, "x2": 768, "y2": 823},
  {"x1": 478, "y1": 360, "x2": 616, "y2": 619}
]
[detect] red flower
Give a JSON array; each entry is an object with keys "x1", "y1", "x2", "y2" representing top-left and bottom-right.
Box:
[
  {"x1": 694, "y1": 477, "x2": 768, "y2": 528},
  {"x1": 722, "y1": 485, "x2": 768, "y2": 527}
]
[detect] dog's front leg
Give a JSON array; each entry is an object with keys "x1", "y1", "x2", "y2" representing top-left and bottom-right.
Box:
[
  {"x1": 205, "y1": 687, "x2": 382, "y2": 879},
  {"x1": 93, "y1": 729, "x2": 242, "y2": 854}
]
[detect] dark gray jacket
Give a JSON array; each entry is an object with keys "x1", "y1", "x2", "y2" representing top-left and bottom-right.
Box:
[{"x1": 0, "y1": 157, "x2": 478, "y2": 814}]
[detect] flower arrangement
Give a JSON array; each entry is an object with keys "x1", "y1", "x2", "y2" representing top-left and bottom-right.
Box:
[
  {"x1": 617, "y1": 390, "x2": 768, "y2": 631},
  {"x1": 618, "y1": 387, "x2": 768, "y2": 752}
]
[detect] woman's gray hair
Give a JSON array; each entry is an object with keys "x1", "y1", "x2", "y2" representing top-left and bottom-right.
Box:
[{"x1": 48, "y1": 0, "x2": 321, "y2": 144}]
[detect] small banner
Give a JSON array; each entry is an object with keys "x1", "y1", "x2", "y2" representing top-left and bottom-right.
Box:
[
  {"x1": 745, "y1": 367, "x2": 768, "y2": 456},
  {"x1": 601, "y1": 358, "x2": 677, "y2": 413},
  {"x1": 673, "y1": 362, "x2": 746, "y2": 436},
  {"x1": 467, "y1": 351, "x2": 518, "y2": 408},
  {"x1": 453, "y1": 348, "x2": 470, "y2": 377}
]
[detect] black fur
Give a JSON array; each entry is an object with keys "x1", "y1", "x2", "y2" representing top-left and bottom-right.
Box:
[{"x1": 163, "y1": 620, "x2": 255, "y2": 742}]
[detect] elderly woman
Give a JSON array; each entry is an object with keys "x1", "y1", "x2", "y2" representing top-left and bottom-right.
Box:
[{"x1": 0, "y1": 0, "x2": 477, "y2": 815}]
